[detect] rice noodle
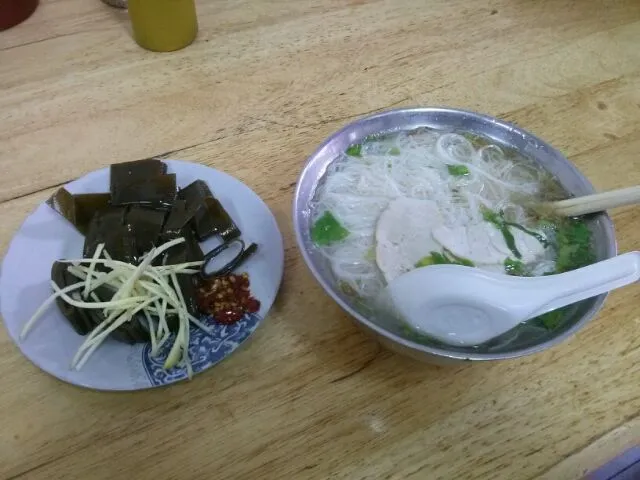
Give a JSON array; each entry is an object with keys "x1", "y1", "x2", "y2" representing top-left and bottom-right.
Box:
[{"x1": 311, "y1": 129, "x2": 562, "y2": 300}]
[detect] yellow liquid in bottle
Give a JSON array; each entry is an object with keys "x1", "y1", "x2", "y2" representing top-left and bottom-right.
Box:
[{"x1": 128, "y1": 0, "x2": 198, "y2": 52}]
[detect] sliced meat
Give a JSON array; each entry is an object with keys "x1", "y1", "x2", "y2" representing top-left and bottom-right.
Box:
[{"x1": 375, "y1": 198, "x2": 444, "y2": 282}]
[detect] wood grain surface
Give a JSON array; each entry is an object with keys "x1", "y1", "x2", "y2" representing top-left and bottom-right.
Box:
[{"x1": 1, "y1": 0, "x2": 640, "y2": 479}]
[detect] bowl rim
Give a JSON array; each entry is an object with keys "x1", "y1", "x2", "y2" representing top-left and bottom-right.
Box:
[{"x1": 293, "y1": 106, "x2": 617, "y2": 361}]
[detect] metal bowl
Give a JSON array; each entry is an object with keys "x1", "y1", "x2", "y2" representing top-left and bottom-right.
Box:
[{"x1": 293, "y1": 107, "x2": 617, "y2": 363}]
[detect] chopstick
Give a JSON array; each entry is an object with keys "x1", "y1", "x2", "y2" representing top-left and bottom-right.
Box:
[{"x1": 546, "y1": 186, "x2": 640, "y2": 217}]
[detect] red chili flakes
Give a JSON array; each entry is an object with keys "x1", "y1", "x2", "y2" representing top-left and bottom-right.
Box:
[{"x1": 196, "y1": 273, "x2": 261, "y2": 325}]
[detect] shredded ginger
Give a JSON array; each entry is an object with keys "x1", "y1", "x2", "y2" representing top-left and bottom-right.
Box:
[{"x1": 21, "y1": 237, "x2": 207, "y2": 377}]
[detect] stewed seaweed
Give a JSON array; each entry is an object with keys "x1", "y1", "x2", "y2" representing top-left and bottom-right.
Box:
[
  {"x1": 110, "y1": 159, "x2": 167, "y2": 187},
  {"x1": 162, "y1": 200, "x2": 193, "y2": 236},
  {"x1": 125, "y1": 206, "x2": 168, "y2": 258},
  {"x1": 51, "y1": 261, "x2": 94, "y2": 336},
  {"x1": 179, "y1": 180, "x2": 240, "y2": 241},
  {"x1": 46, "y1": 159, "x2": 257, "y2": 348},
  {"x1": 51, "y1": 261, "x2": 150, "y2": 344},
  {"x1": 109, "y1": 159, "x2": 176, "y2": 209},
  {"x1": 46, "y1": 189, "x2": 111, "y2": 236},
  {"x1": 83, "y1": 207, "x2": 134, "y2": 262}
]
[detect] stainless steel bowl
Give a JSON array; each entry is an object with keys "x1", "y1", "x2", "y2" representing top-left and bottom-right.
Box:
[{"x1": 293, "y1": 107, "x2": 617, "y2": 363}]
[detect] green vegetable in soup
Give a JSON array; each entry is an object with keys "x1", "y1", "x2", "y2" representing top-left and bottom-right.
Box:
[
  {"x1": 537, "y1": 308, "x2": 566, "y2": 330},
  {"x1": 460, "y1": 132, "x2": 491, "y2": 149},
  {"x1": 532, "y1": 216, "x2": 592, "y2": 273},
  {"x1": 415, "y1": 254, "x2": 438, "y2": 267},
  {"x1": 501, "y1": 226, "x2": 521, "y2": 259},
  {"x1": 502, "y1": 258, "x2": 565, "y2": 330},
  {"x1": 364, "y1": 247, "x2": 376, "y2": 261},
  {"x1": 481, "y1": 207, "x2": 502, "y2": 226},
  {"x1": 481, "y1": 207, "x2": 523, "y2": 259},
  {"x1": 415, "y1": 249, "x2": 475, "y2": 268},
  {"x1": 447, "y1": 164, "x2": 470, "y2": 176},
  {"x1": 554, "y1": 219, "x2": 594, "y2": 273},
  {"x1": 504, "y1": 257, "x2": 527, "y2": 276},
  {"x1": 401, "y1": 324, "x2": 448, "y2": 347},
  {"x1": 346, "y1": 144, "x2": 362, "y2": 157},
  {"x1": 311, "y1": 211, "x2": 350, "y2": 246},
  {"x1": 443, "y1": 248, "x2": 475, "y2": 266},
  {"x1": 537, "y1": 219, "x2": 556, "y2": 230},
  {"x1": 504, "y1": 221, "x2": 549, "y2": 247},
  {"x1": 338, "y1": 281, "x2": 357, "y2": 297},
  {"x1": 388, "y1": 147, "x2": 401, "y2": 156},
  {"x1": 505, "y1": 217, "x2": 593, "y2": 331},
  {"x1": 478, "y1": 208, "x2": 595, "y2": 330}
]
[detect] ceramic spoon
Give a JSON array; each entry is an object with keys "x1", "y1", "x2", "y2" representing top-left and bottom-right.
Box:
[{"x1": 385, "y1": 252, "x2": 640, "y2": 346}]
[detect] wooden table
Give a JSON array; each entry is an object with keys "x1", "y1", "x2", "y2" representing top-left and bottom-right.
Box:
[{"x1": 1, "y1": 1, "x2": 639, "y2": 478}]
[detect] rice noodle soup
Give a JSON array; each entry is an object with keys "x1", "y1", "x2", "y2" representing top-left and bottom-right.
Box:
[{"x1": 309, "y1": 127, "x2": 595, "y2": 350}]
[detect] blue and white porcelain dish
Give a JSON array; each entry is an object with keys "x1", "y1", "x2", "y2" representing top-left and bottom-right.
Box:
[{"x1": 0, "y1": 160, "x2": 284, "y2": 391}]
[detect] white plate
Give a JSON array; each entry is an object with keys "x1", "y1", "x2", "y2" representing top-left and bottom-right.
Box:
[{"x1": 0, "y1": 160, "x2": 284, "y2": 390}]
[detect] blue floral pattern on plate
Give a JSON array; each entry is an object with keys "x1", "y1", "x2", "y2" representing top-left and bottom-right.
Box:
[{"x1": 141, "y1": 313, "x2": 262, "y2": 386}]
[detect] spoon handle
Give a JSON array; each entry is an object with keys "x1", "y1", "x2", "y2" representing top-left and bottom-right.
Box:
[
  {"x1": 548, "y1": 186, "x2": 640, "y2": 217},
  {"x1": 528, "y1": 251, "x2": 640, "y2": 318}
]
